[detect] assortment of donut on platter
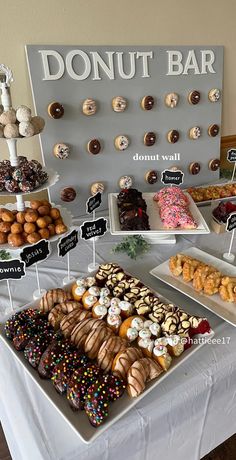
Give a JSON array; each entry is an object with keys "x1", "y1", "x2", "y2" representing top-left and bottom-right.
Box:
[{"x1": 3, "y1": 263, "x2": 213, "y2": 428}]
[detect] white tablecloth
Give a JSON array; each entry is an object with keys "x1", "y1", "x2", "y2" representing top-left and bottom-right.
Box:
[{"x1": 1, "y1": 208, "x2": 236, "y2": 460}]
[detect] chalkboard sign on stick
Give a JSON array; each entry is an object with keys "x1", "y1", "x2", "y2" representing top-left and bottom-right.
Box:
[
  {"x1": 227, "y1": 149, "x2": 236, "y2": 163},
  {"x1": 86, "y1": 192, "x2": 102, "y2": 214},
  {"x1": 20, "y1": 240, "x2": 51, "y2": 268},
  {"x1": 161, "y1": 169, "x2": 184, "y2": 186},
  {"x1": 58, "y1": 229, "x2": 79, "y2": 257},
  {"x1": 80, "y1": 218, "x2": 107, "y2": 240},
  {"x1": 0, "y1": 259, "x2": 26, "y2": 281}
]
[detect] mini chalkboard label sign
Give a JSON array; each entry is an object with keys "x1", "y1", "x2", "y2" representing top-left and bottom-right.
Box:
[
  {"x1": 58, "y1": 229, "x2": 79, "y2": 257},
  {"x1": 227, "y1": 149, "x2": 236, "y2": 163},
  {"x1": 161, "y1": 169, "x2": 184, "y2": 186},
  {"x1": 0, "y1": 259, "x2": 26, "y2": 281},
  {"x1": 226, "y1": 212, "x2": 236, "y2": 232},
  {"x1": 80, "y1": 217, "x2": 108, "y2": 240},
  {"x1": 20, "y1": 239, "x2": 51, "y2": 268},
  {"x1": 86, "y1": 192, "x2": 102, "y2": 214}
]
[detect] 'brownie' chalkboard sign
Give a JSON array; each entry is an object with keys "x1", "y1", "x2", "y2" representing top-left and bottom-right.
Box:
[
  {"x1": 0, "y1": 259, "x2": 26, "y2": 281},
  {"x1": 20, "y1": 239, "x2": 51, "y2": 267}
]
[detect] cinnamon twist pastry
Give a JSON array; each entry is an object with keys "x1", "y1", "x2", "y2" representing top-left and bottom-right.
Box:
[
  {"x1": 219, "y1": 282, "x2": 236, "y2": 302},
  {"x1": 127, "y1": 357, "x2": 163, "y2": 397},
  {"x1": 48, "y1": 301, "x2": 82, "y2": 329},
  {"x1": 39, "y1": 288, "x2": 71, "y2": 313},
  {"x1": 112, "y1": 347, "x2": 143, "y2": 381},
  {"x1": 60, "y1": 309, "x2": 92, "y2": 338},
  {"x1": 97, "y1": 336, "x2": 128, "y2": 373},
  {"x1": 71, "y1": 318, "x2": 103, "y2": 350},
  {"x1": 84, "y1": 324, "x2": 113, "y2": 359}
]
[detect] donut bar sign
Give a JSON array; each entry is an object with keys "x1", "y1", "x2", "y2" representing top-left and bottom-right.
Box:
[
  {"x1": 39, "y1": 49, "x2": 217, "y2": 80},
  {"x1": 26, "y1": 45, "x2": 223, "y2": 217}
]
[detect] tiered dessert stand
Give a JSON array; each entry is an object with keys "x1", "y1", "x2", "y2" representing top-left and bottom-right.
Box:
[{"x1": 0, "y1": 64, "x2": 73, "y2": 299}]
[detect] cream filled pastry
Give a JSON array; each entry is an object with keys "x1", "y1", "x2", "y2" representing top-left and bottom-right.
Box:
[
  {"x1": 115, "y1": 135, "x2": 129, "y2": 151},
  {"x1": 208, "y1": 88, "x2": 221, "y2": 102},
  {"x1": 166, "y1": 335, "x2": 184, "y2": 356},
  {"x1": 107, "y1": 314, "x2": 122, "y2": 333},
  {"x1": 82, "y1": 98, "x2": 97, "y2": 116},
  {"x1": 96, "y1": 296, "x2": 111, "y2": 307},
  {"x1": 119, "y1": 300, "x2": 134, "y2": 318},
  {"x1": 138, "y1": 337, "x2": 154, "y2": 357},
  {"x1": 138, "y1": 328, "x2": 152, "y2": 340},
  {"x1": 92, "y1": 304, "x2": 108, "y2": 319},
  {"x1": 165, "y1": 92, "x2": 179, "y2": 108},
  {"x1": 108, "y1": 305, "x2": 121, "y2": 316},
  {"x1": 152, "y1": 344, "x2": 172, "y2": 371},
  {"x1": 84, "y1": 276, "x2": 96, "y2": 287},
  {"x1": 100, "y1": 287, "x2": 110, "y2": 297},
  {"x1": 110, "y1": 297, "x2": 120, "y2": 308},
  {"x1": 72, "y1": 283, "x2": 86, "y2": 301},
  {"x1": 189, "y1": 126, "x2": 201, "y2": 139},
  {"x1": 126, "y1": 327, "x2": 139, "y2": 342},
  {"x1": 112, "y1": 96, "x2": 127, "y2": 112},
  {"x1": 119, "y1": 175, "x2": 133, "y2": 189}
]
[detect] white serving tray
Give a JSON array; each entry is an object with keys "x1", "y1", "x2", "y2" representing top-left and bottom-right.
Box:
[
  {"x1": 0, "y1": 282, "x2": 214, "y2": 444},
  {"x1": 0, "y1": 201, "x2": 73, "y2": 252},
  {"x1": 150, "y1": 247, "x2": 236, "y2": 327},
  {"x1": 184, "y1": 180, "x2": 236, "y2": 207},
  {"x1": 108, "y1": 192, "x2": 210, "y2": 235},
  {"x1": 0, "y1": 168, "x2": 59, "y2": 196}
]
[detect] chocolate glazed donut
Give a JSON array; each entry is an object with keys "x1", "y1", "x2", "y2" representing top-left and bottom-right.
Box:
[
  {"x1": 208, "y1": 124, "x2": 220, "y2": 137},
  {"x1": 209, "y1": 159, "x2": 220, "y2": 171},
  {"x1": 141, "y1": 96, "x2": 154, "y2": 111},
  {"x1": 144, "y1": 132, "x2": 156, "y2": 146},
  {"x1": 189, "y1": 162, "x2": 201, "y2": 175},
  {"x1": 87, "y1": 139, "x2": 101, "y2": 155},
  {"x1": 47, "y1": 102, "x2": 64, "y2": 119},
  {"x1": 188, "y1": 90, "x2": 201, "y2": 105},
  {"x1": 167, "y1": 130, "x2": 179, "y2": 144}
]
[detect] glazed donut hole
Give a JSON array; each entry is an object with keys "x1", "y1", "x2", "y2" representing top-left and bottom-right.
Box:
[
  {"x1": 1, "y1": 210, "x2": 15, "y2": 223},
  {"x1": 24, "y1": 222, "x2": 37, "y2": 234},
  {"x1": 26, "y1": 232, "x2": 41, "y2": 244},
  {"x1": 0, "y1": 232, "x2": 8, "y2": 244},
  {"x1": 16, "y1": 211, "x2": 26, "y2": 224},
  {"x1": 25, "y1": 210, "x2": 38, "y2": 223},
  {"x1": 36, "y1": 217, "x2": 48, "y2": 229},
  {"x1": 0, "y1": 221, "x2": 12, "y2": 233},
  {"x1": 48, "y1": 224, "x2": 56, "y2": 236},
  {"x1": 39, "y1": 228, "x2": 50, "y2": 239},
  {"x1": 55, "y1": 224, "x2": 68, "y2": 235},
  {"x1": 38, "y1": 205, "x2": 50, "y2": 216},
  {"x1": 11, "y1": 223, "x2": 23, "y2": 234},
  {"x1": 8, "y1": 233, "x2": 25, "y2": 247},
  {"x1": 44, "y1": 215, "x2": 53, "y2": 225},
  {"x1": 30, "y1": 200, "x2": 42, "y2": 210},
  {"x1": 50, "y1": 208, "x2": 61, "y2": 220}
]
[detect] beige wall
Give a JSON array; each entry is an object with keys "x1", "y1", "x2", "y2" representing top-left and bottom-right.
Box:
[{"x1": 0, "y1": 0, "x2": 235, "y2": 182}]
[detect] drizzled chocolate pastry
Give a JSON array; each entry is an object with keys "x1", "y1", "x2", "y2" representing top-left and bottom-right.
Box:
[
  {"x1": 117, "y1": 188, "x2": 150, "y2": 231},
  {"x1": 95, "y1": 263, "x2": 123, "y2": 286}
]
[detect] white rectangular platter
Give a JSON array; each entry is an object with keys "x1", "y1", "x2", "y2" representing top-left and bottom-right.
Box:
[
  {"x1": 150, "y1": 247, "x2": 236, "y2": 327},
  {"x1": 0, "y1": 286, "x2": 214, "y2": 444},
  {"x1": 108, "y1": 192, "x2": 210, "y2": 235}
]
